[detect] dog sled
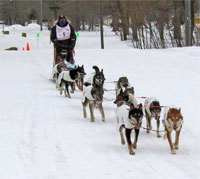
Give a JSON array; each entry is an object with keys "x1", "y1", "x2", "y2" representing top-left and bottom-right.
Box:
[
  {"x1": 53, "y1": 43, "x2": 75, "y2": 68},
  {"x1": 51, "y1": 43, "x2": 75, "y2": 83},
  {"x1": 52, "y1": 43, "x2": 84, "y2": 92}
]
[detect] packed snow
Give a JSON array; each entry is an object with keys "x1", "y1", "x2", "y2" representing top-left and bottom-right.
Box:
[{"x1": 0, "y1": 24, "x2": 200, "y2": 179}]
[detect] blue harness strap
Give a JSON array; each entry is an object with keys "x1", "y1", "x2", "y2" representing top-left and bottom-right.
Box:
[{"x1": 64, "y1": 59, "x2": 75, "y2": 69}]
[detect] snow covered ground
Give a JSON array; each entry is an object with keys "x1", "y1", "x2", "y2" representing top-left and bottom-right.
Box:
[{"x1": 0, "y1": 24, "x2": 200, "y2": 179}]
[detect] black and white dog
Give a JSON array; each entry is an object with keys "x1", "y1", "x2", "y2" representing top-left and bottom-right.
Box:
[
  {"x1": 116, "y1": 103, "x2": 143, "y2": 155},
  {"x1": 82, "y1": 84, "x2": 105, "y2": 122},
  {"x1": 84, "y1": 66, "x2": 105, "y2": 88},
  {"x1": 144, "y1": 97, "x2": 161, "y2": 137},
  {"x1": 58, "y1": 65, "x2": 86, "y2": 98}
]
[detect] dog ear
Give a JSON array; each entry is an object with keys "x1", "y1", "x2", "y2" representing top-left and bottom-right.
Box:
[
  {"x1": 138, "y1": 103, "x2": 143, "y2": 110},
  {"x1": 179, "y1": 108, "x2": 181, "y2": 112},
  {"x1": 130, "y1": 103, "x2": 135, "y2": 110},
  {"x1": 131, "y1": 87, "x2": 134, "y2": 91},
  {"x1": 101, "y1": 69, "x2": 103, "y2": 73}
]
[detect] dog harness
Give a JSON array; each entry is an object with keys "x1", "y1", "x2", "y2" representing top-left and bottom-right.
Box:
[
  {"x1": 56, "y1": 24, "x2": 71, "y2": 40},
  {"x1": 84, "y1": 73, "x2": 95, "y2": 85},
  {"x1": 144, "y1": 97, "x2": 159, "y2": 116},
  {"x1": 162, "y1": 106, "x2": 184, "y2": 131},
  {"x1": 116, "y1": 105, "x2": 136, "y2": 129},
  {"x1": 64, "y1": 59, "x2": 75, "y2": 69},
  {"x1": 82, "y1": 86, "x2": 96, "y2": 101},
  {"x1": 58, "y1": 71, "x2": 75, "y2": 85}
]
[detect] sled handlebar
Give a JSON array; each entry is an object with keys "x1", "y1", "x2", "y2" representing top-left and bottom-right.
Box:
[{"x1": 55, "y1": 43, "x2": 72, "y2": 50}]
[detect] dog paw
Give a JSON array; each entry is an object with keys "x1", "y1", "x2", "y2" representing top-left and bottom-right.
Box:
[
  {"x1": 121, "y1": 140, "x2": 125, "y2": 145},
  {"x1": 174, "y1": 144, "x2": 179, "y2": 150},
  {"x1": 102, "y1": 119, "x2": 105, "y2": 122},
  {"x1": 157, "y1": 134, "x2": 161, "y2": 138},
  {"x1": 132, "y1": 143, "x2": 137, "y2": 149},
  {"x1": 163, "y1": 134, "x2": 167, "y2": 140},
  {"x1": 171, "y1": 150, "x2": 176, "y2": 155},
  {"x1": 129, "y1": 151, "x2": 135, "y2": 155},
  {"x1": 90, "y1": 118, "x2": 95, "y2": 122}
]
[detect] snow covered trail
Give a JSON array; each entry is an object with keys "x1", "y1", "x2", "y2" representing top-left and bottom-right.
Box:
[{"x1": 0, "y1": 25, "x2": 200, "y2": 178}]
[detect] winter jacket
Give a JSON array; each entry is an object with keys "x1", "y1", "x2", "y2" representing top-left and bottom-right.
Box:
[{"x1": 51, "y1": 21, "x2": 76, "y2": 50}]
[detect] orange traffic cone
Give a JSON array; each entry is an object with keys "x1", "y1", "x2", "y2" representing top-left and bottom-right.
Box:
[{"x1": 26, "y1": 43, "x2": 30, "y2": 51}]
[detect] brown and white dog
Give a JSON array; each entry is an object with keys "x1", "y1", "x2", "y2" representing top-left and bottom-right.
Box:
[
  {"x1": 52, "y1": 61, "x2": 67, "y2": 89},
  {"x1": 114, "y1": 89, "x2": 137, "y2": 108},
  {"x1": 82, "y1": 84, "x2": 105, "y2": 122},
  {"x1": 116, "y1": 103, "x2": 143, "y2": 155},
  {"x1": 144, "y1": 97, "x2": 161, "y2": 137},
  {"x1": 162, "y1": 107, "x2": 184, "y2": 154},
  {"x1": 115, "y1": 77, "x2": 133, "y2": 96}
]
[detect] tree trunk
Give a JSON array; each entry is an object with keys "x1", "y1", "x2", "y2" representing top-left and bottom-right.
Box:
[
  {"x1": 130, "y1": 2, "x2": 139, "y2": 42},
  {"x1": 173, "y1": 1, "x2": 182, "y2": 47},
  {"x1": 117, "y1": 0, "x2": 129, "y2": 41}
]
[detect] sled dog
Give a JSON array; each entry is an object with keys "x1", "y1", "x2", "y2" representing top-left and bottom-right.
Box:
[
  {"x1": 58, "y1": 65, "x2": 86, "y2": 98},
  {"x1": 84, "y1": 66, "x2": 105, "y2": 88},
  {"x1": 52, "y1": 61, "x2": 67, "y2": 88},
  {"x1": 115, "y1": 77, "x2": 132, "y2": 96},
  {"x1": 144, "y1": 97, "x2": 161, "y2": 137},
  {"x1": 116, "y1": 103, "x2": 143, "y2": 155},
  {"x1": 114, "y1": 89, "x2": 137, "y2": 108},
  {"x1": 82, "y1": 84, "x2": 105, "y2": 122},
  {"x1": 162, "y1": 107, "x2": 183, "y2": 154}
]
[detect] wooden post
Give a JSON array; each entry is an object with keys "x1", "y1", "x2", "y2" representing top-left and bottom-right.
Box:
[
  {"x1": 40, "y1": 0, "x2": 43, "y2": 31},
  {"x1": 185, "y1": 0, "x2": 192, "y2": 46},
  {"x1": 99, "y1": 0, "x2": 104, "y2": 49}
]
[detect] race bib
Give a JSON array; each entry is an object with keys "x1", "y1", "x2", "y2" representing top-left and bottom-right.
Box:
[{"x1": 56, "y1": 24, "x2": 71, "y2": 40}]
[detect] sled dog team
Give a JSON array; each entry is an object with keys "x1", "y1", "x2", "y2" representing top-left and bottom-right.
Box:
[{"x1": 52, "y1": 63, "x2": 184, "y2": 155}]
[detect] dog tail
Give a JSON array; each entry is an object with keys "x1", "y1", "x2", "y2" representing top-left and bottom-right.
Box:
[
  {"x1": 93, "y1": 66, "x2": 100, "y2": 73},
  {"x1": 83, "y1": 82, "x2": 91, "y2": 87}
]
